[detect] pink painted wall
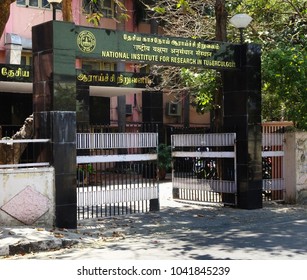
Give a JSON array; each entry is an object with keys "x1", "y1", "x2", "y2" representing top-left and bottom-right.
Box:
[
  {"x1": 2, "y1": 3, "x2": 57, "y2": 42},
  {"x1": 0, "y1": 1, "x2": 118, "y2": 50},
  {"x1": 0, "y1": 2, "x2": 58, "y2": 62}
]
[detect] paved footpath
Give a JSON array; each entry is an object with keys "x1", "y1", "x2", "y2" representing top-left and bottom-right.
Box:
[{"x1": 1, "y1": 182, "x2": 307, "y2": 260}]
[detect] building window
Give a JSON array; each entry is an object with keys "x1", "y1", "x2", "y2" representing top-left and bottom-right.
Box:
[
  {"x1": 29, "y1": 0, "x2": 39, "y2": 7},
  {"x1": 16, "y1": 0, "x2": 26, "y2": 5},
  {"x1": 21, "y1": 52, "x2": 32, "y2": 66},
  {"x1": 101, "y1": 0, "x2": 114, "y2": 18},
  {"x1": 16, "y1": 0, "x2": 57, "y2": 9},
  {"x1": 82, "y1": 0, "x2": 115, "y2": 19},
  {"x1": 134, "y1": 0, "x2": 151, "y2": 24}
]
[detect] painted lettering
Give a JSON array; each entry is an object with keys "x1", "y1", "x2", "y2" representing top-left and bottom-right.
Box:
[
  {"x1": 101, "y1": 51, "x2": 130, "y2": 59},
  {"x1": 130, "y1": 53, "x2": 159, "y2": 62},
  {"x1": 0, "y1": 66, "x2": 30, "y2": 79},
  {"x1": 159, "y1": 56, "x2": 170, "y2": 62},
  {"x1": 170, "y1": 57, "x2": 197, "y2": 65}
]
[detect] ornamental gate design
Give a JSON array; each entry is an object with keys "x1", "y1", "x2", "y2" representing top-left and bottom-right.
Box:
[
  {"x1": 171, "y1": 133, "x2": 237, "y2": 205},
  {"x1": 76, "y1": 132, "x2": 159, "y2": 219}
]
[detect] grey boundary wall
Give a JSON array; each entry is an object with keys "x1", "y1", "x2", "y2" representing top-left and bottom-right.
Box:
[{"x1": 284, "y1": 131, "x2": 307, "y2": 204}]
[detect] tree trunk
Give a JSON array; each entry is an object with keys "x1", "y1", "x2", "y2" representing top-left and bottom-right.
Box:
[
  {"x1": 0, "y1": 0, "x2": 15, "y2": 39},
  {"x1": 62, "y1": 0, "x2": 73, "y2": 22},
  {"x1": 215, "y1": 0, "x2": 228, "y2": 42},
  {"x1": 213, "y1": 0, "x2": 228, "y2": 132},
  {"x1": 0, "y1": 115, "x2": 33, "y2": 164}
]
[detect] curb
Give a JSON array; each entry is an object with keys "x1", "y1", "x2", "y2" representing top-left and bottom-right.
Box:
[
  {"x1": 0, "y1": 238, "x2": 80, "y2": 257},
  {"x1": 8, "y1": 238, "x2": 80, "y2": 256},
  {"x1": 0, "y1": 226, "x2": 100, "y2": 257}
]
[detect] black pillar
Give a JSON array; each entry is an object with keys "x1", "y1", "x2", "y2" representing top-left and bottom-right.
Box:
[
  {"x1": 32, "y1": 21, "x2": 77, "y2": 228},
  {"x1": 183, "y1": 91, "x2": 190, "y2": 128},
  {"x1": 76, "y1": 83, "x2": 90, "y2": 126},
  {"x1": 117, "y1": 95, "x2": 126, "y2": 132},
  {"x1": 223, "y1": 44, "x2": 262, "y2": 209}
]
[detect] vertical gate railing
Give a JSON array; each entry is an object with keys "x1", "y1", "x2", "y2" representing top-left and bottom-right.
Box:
[
  {"x1": 76, "y1": 132, "x2": 159, "y2": 219},
  {"x1": 262, "y1": 132, "x2": 285, "y2": 201},
  {"x1": 171, "y1": 133, "x2": 237, "y2": 205}
]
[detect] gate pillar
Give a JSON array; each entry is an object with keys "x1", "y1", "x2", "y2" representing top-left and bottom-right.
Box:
[
  {"x1": 32, "y1": 21, "x2": 77, "y2": 228},
  {"x1": 223, "y1": 44, "x2": 262, "y2": 209}
]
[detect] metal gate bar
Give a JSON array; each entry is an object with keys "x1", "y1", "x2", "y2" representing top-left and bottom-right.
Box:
[
  {"x1": 171, "y1": 133, "x2": 237, "y2": 205},
  {"x1": 262, "y1": 132, "x2": 285, "y2": 201},
  {"x1": 76, "y1": 132, "x2": 159, "y2": 219}
]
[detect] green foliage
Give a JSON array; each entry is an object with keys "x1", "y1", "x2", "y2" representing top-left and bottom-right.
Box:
[
  {"x1": 144, "y1": 1, "x2": 220, "y2": 115},
  {"x1": 181, "y1": 68, "x2": 221, "y2": 114},
  {"x1": 157, "y1": 143, "x2": 172, "y2": 170},
  {"x1": 86, "y1": 12, "x2": 103, "y2": 26},
  {"x1": 86, "y1": 0, "x2": 307, "y2": 128},
  {"x1": 78, "y1": 164, "x2": 94, "y2": 174},
  {"x1": 227, "y1": 0, "x2": 307, "y2": 129},
  {"x1": 85, "y1": 0, "x2": 130, "y2": 26},
  {"x1": 262, "y1": 44, "x2": 307, "y2": 129},
  {"x1": 176, "y1": 0, "x2": 190, "y2": 12},
  {"x1": 76, "y1": 164, "x2": 95, "y2": 183},
  {"x1": 153, "y1": 6, "x2": 166, "y2": 14}
]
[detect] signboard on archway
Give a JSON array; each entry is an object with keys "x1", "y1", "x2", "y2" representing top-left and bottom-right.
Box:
[{"x1": 75, "y1": 26, "x2": 239, "y2": 70}]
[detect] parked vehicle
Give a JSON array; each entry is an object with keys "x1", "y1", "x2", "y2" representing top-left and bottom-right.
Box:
[{"x1": 193, "y1": 147, "x2": 218, "y2": 179}]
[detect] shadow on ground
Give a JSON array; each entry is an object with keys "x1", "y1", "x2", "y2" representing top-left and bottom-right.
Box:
[{"x1": 60, "y1": 201, "x2": 307, "y2": 260}]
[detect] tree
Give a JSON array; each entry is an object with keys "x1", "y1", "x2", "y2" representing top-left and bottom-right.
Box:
[
  {"x1": 0, "y1": 115, "x2": 33, "y2": 164},
  {"x1": 215, "y1": 0, "x2": 227, "y2": 41},
  {"x1": 62, "y1": 0, "x2": 73, "y2": 22},
  {"x1": 232, "y1": 0, "x2": 307, "y2": 129},
  {"x1": 262, "y1": 43, "x2": 307, "y2": 128},
  {"x1": 142, "y1": 0, "x2": 227, "y2": 131},
  {"x1": 146, "y1": 0, "x2": 307, "y2": 129}
]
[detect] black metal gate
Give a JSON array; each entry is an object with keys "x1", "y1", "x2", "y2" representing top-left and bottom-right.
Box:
[
  {"x1": 171, "y1": 133, "x2": 237, "y2": 206},
  {"x1": 76, "y1": 132, "x2": 159, "y2": 219},
  {"x1": 262, "y1": 132, "x2": 285, "y2": 201}
]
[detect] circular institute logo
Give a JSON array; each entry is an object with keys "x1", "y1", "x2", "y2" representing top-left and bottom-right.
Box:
[{"x1": 77, "y1": 30, "x2": 96, "y2": 53}]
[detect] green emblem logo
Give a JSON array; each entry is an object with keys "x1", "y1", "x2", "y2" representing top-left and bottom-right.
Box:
[{"x1": 77, "y1": 30, "x2": 96, "y2": 53}]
